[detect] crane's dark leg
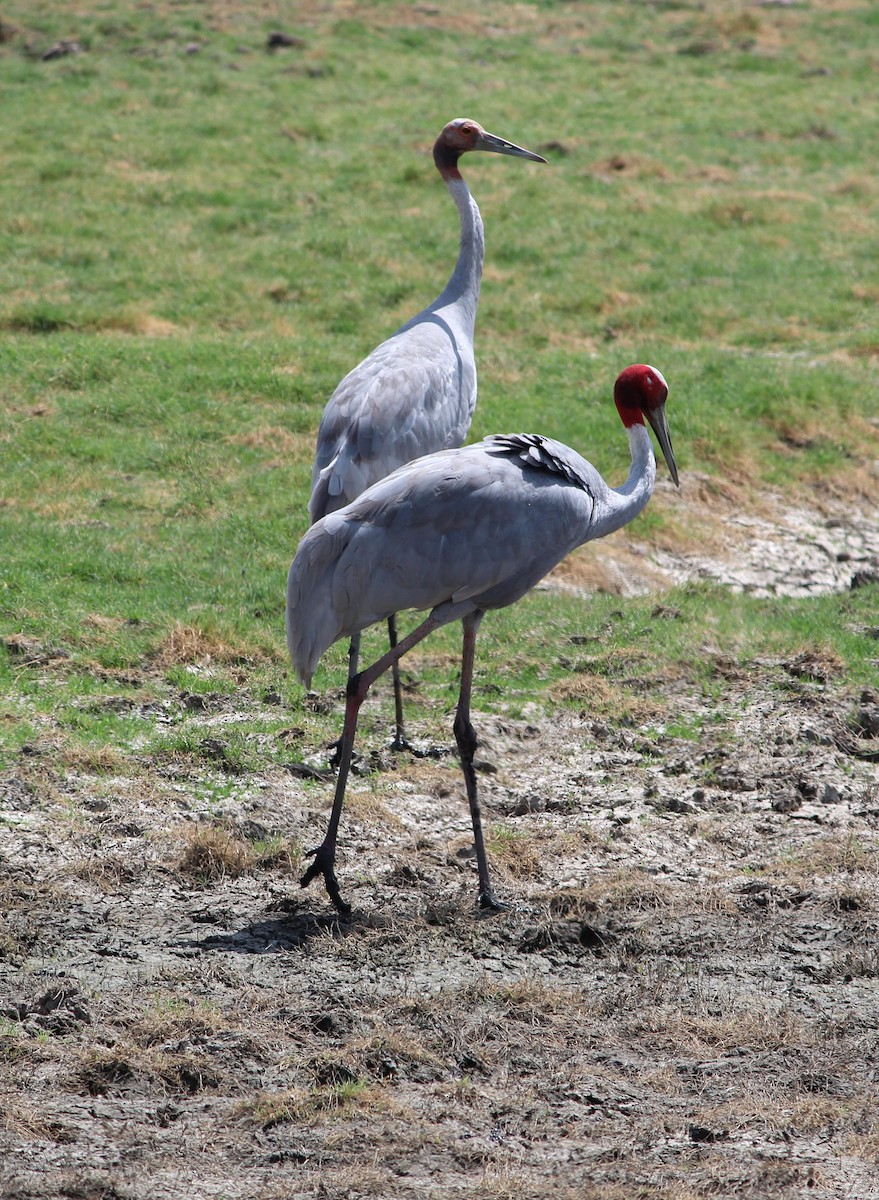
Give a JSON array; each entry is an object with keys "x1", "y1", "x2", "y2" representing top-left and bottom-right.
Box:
[
  {"x1": 453, "y1": 612, "x2": 507, "y2": 912},
  {"x1": 387, "y1": 613, "x2": 412, "y2": 752},
  {"x1": 300, "y1": 675, "x2": 363, "y2": 914},
  {"x1": 349, "y1": 619, "x2": 410, "y2": 755},
  {"x1": 301, "y1": 612, "x2": 442, "y2": 912},
  {"x1": 326, "y1": 632, "x2": 361, "y2": 772},
  {"x1": 347, "y1": 631, "x2": 361, "y2": 684}
]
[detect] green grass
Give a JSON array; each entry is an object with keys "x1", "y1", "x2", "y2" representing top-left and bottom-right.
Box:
[{"x1": 1, "y1": 0, "x2": 878, "y2": 770}]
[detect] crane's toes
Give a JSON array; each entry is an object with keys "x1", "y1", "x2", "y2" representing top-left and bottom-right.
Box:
[
  {"x1": 389, "y1": 735, "x2": 449, "y2": 760},
  {"x1": 299, "y1": 845, "x2": 352, "y2": 915},
  {"x1": 478, "y1": 889, "x2": 510, "y2": 913}
]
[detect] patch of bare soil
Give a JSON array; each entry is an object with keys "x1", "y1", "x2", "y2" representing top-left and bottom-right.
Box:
[
  {"x1": 2, "y1": 634, "x2": 879, "y2": 1198},
  {"x1": 551, "y1": 475, "x2": 879, "y2": 600}
]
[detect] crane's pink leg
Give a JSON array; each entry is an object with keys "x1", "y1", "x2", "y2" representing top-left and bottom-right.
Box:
[
  {"x1": 301, "y1": 612, "x2": 441, "y2": 913},
  {"x1": 453, "y1": 612, "x2": 507, "y2": 912}
]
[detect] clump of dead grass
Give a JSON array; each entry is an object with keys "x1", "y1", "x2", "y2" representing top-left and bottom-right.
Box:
[
  {"x1": 172, "y1": 823, "x2": 300, "y2": 881},
  {"x1": 238, "y1": 1079, "x2": 379, "y2": 1129},
  {"x1": 58, "y1": 745, "x2": 140, "y2": 775},
  {"x1": 174, "y1": 825, "x2": 254, "y2": 881},
  {"x1": 63, "y1": 852, "x2": 145, "y2": 891},
  {"x1": 153, "y1": 622, "x2": 262, "y2": 670},
  {"x1": 72, "y1": 1043, "x2": 224, "y2": 1098},
  {"x1": 550, "y1": 669, "x2": 663, "y2": 723}
]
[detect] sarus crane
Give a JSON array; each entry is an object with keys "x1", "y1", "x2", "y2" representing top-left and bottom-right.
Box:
[
  {"x1": 309, "y1": 119, "x2": 546, "y2": 749},
  {"x1": 287, "y1": 364, "x2": 679, "y2": 914}
]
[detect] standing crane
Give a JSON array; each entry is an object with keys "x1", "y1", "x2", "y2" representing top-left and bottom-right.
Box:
[
  {"x1": 287, "y1": 364, "x2": 679, "y2": 914},
  {"x1": 309, "y1": 118, "x2": 546, "y2": 750}
]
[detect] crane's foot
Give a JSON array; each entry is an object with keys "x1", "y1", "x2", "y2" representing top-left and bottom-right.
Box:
[
  {"x1": 326, "y1": 738, "x2": 343, "y2": 772},
  {"x1": 300, "y1": 845, "x2": 352, "y2": 915},
  {"x1": 389, "y1": 733, "x2": 449, "y2": 759},
  {"x1": 478, "y1": 888, "x2": 510, "y2": 913}
]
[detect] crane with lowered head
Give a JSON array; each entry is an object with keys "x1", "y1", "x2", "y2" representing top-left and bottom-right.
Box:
[{"x1": 288, "y1": 363, "x2": 679, "y2": 914}]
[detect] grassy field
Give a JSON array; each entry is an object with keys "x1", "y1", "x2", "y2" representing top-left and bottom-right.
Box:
[
  {"x1": 1, "y1": 3, "x2": 879, "y2": 1198},
  {"x1": 2, "y1": 0, "x2": 878, "y2": 763}
]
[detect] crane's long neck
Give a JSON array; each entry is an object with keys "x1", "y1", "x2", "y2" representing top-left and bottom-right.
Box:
[
  {"x1": 599, "y1": 423, "x2": 657, "y2": 538},
  {"x1": 432, "y1": 172, "x2": 485, "y2": 335}
]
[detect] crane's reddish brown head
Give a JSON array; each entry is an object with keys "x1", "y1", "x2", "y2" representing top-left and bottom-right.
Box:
[
  {"x1": 614, "y1": 364, "x2": 679, "y2": 486},
  {"x1": 433, "y1": 118, "x2": 547, "y2": 177}
]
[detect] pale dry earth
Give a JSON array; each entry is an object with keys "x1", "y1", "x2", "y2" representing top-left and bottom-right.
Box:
[
  {"x1": 1, "y1": 494, "x2": 878, "y2": 1200},
  {"x1": 548, "y1": 475, "x2": 879, "y2": 602}
]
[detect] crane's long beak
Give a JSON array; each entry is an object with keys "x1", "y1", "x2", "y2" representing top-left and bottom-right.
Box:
[
  {"x1": 645, "y1": 403, "x2": 680, "y2": 487},
  {"x1": 475, "y1": 130, "x2": 547, "y2": 163}
]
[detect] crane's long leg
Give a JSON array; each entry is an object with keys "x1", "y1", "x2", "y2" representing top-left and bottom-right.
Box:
[
  {"x1": 453, "y1": 611, "x2": 506, "y2": 912},
  {"x1": 347, "y1": 631, "x2": 361, "y2": 682},
  {"x1": 301, "y1": 612, "x2": 442, "y2": 913},
  {"x1": 326, "y1": 630, "x2": 364, "y2": 773},
  {"x1": 349, "y1": 619, "x2": 409, "y2": 755},
  {"x1": 388, "y1": 613, "x2": 410, "y2": 752}
]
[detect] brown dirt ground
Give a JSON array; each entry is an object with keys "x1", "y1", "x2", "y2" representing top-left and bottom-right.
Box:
[{"x1": 2, "y1": 611, "x2": 879, "y2": 1199}]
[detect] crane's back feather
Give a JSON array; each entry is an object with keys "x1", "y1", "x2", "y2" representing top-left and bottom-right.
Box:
[
  {"x1": 309, "y1": 317, "x2": 476, "y2": 522},
  {"x1": 288, "y1": 437, "x2": 614, "y2": 686}
]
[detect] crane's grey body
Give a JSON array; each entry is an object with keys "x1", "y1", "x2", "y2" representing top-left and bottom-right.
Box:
[
  {"x1": 288, "y1": 363, "x2": 676, "y2": 915},
  {"x1": 308, "y1": 273, "x2": 478, "y2": 523},
  {"x1": 289, "y1": 425, "x2": 657, "y2": 688},
  {"x1": 305, "y1": 119, "x2": 546, "y2": 750},
  {"x1": 309, "y1": 122, "x2": 545, "y2": 525}
]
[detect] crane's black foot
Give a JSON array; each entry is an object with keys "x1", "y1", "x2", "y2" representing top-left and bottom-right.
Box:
[
  {"x1": 389, "y1": 733, "x2": 449, "y2": 759},
  {"x1": 326, "y1": 738, "x2": 343, "y2": 772},
  {"x1": 390, "y1": 730, "x2": 417, "y2": 754},
  {"x1": 300, "y1": 845, "x2": 352, "y2": 915},
  {"x1": 478, "y1": 888, "x2": 510, "y2": 913}
]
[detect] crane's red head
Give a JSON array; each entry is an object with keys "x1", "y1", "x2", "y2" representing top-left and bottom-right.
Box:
[
  {"x1": 433, "y1": 118, "x2": 547, "y2": 179},
  {"x1": 614, "y1": 364, "x2": 679, "y2": 486}
]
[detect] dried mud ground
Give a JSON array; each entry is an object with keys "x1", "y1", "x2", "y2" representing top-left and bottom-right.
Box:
[{"x1": 2, "y1": 505, "x2": 879, "y2": 1200}]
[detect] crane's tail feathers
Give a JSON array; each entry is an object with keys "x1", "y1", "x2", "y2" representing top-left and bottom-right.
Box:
[
  {"x1": 286, "y1": 517, "x2": 353, "y2": 688},
  {"x1": 308, "y1": 453, "x2": 371, "y2": 525}
]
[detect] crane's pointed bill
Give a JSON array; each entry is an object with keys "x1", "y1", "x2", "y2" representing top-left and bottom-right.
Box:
[
  {"x1": 645, "y1": 404, "x2": 679, "y2": 487},
  {"x1": 475, "y1": 131, "x2": 547, "y2": 163}
]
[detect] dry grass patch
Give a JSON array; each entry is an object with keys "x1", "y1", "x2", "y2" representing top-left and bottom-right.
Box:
[
  {"x1": 485, "y1": 824, "x2": 545, "y2": 881},
  {"x1": 57, "y1": 745, "x2": 139, "y2": 775},
  {"x1": 226, "y1": 426, "x2": 313, "y2": 465},
  {"x1": 63, "y1": 851, "x2": 146, "y2": 891},
  {"x1": 766, "y1": 832, "x2": 879, "y2": 883},
  {"x1": 847, "y1": 1129, "x2": 879, "y2": 1167},
  {"x1": 464, "y1": 977, "x2": 588, "y2": 1028},
  {"x1": 1, "y1": 1099, "x2": 77, "y2": 1145},
  {"x1": 72, "y1": 1042, "x2": 224, "y2": 1098},
  {"x1": 240, "y1": 1078, "x2": 381, "y2": 1128},
  {"x1": 651, "y1": 1007, "x2": 815, "y2": 1057},
  {"x1": 153, "y1": 621, "x2": 267, "y2": 670},
  {"x1": 550, "y1": 668, "x2": 663, "y2": 723},
  {"x1": 174, "y1": 824, "x2": 254, "y2": 881},
  {"x1": 342, "y1": 786, "x2": 407, "y2": 830}
]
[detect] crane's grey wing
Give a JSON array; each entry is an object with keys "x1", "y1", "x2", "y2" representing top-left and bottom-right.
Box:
[
  {"x1": 289, "y1": 438, "x2": 602, "y2": 684},
  {"x1": 483, "y1": 433, "x2": 604, "y2": 492},
  {"x1": 309, "y1": 321, "x2": 476, "y2": 521}
]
